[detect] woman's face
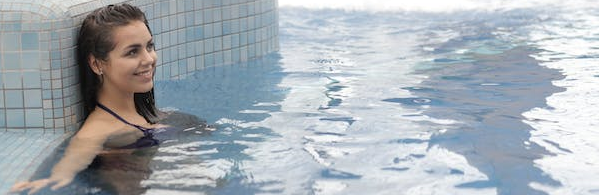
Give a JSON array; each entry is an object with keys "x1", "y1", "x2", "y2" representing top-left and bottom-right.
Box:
[{"x1": 99, "y1": 20, "x2": 156, "y2": 94}]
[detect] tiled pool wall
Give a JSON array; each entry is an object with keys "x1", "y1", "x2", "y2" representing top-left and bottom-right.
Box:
[{"x1": 0, "y1": 0, "x2": 280, "y2": 134}]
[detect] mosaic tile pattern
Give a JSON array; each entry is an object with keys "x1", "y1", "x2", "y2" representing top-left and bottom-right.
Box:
[
  {"x1": 0, "y1": 0, "x2": 280, "y2": 134},
  {"x1": 0, "y1": 131, "x2": 69, "y2": 194}
]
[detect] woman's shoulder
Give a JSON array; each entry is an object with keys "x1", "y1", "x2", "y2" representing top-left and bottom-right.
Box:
[
  {"x1": 158, "y1": 110, "x2": 210, "y2": 129},
  {"x1": 76, "y1": 111, "x2": 125, "y2": 139}
]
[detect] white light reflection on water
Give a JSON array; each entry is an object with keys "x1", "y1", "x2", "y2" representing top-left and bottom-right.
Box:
[
  {"x1": 147, "y1": 1, "x2": 597, "y2": 195},
  {"x1": 523, "y1": 6, "x2": 599, "y2": 194},
  {"x1": 237, "y1": 6, "x2": 499, "y2": 195},
  {"x1": 237, "y1": 1, "x2": 598, "y2": 195}
]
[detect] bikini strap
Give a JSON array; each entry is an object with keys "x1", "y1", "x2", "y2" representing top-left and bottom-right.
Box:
[{"x1": 96, "y1": 103, "x2": 154, "y2": 136}]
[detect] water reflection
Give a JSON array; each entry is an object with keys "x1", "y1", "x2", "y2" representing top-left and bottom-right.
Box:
[
  {"x1": 413, "y1": 42, "x2": 565, "y2": 194},
  {"x1": 153, "y1": 54, "x2": 288, "y2": 194}
]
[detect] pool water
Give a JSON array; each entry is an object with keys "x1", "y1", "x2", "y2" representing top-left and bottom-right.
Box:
[{"x1": 28, "y1": 1, "x2": 597, "y2": 195}]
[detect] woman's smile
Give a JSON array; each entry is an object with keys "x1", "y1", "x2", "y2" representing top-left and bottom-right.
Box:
[{"x1": 134, "y1": 69, "x2": 153, "y2": 80}]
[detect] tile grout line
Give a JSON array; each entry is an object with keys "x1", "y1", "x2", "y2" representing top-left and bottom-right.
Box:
[
  {"x1": 14, "y1": 133, "x2": 73, "y2": 181},
  {"x1": 0, "y1": 132, "x2": 72, "y2": 195}
]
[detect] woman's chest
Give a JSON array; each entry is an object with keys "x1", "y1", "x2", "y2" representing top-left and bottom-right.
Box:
[{"x1": 103, "y1": 128, "x2": 144, "y2": 148}]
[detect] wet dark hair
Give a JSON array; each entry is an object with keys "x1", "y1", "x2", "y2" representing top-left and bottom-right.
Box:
[{"x1": 77, "y1": 3, "x2": 158, "y2": 123}]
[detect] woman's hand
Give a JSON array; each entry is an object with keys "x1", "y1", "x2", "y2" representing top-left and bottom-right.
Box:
[{"x1": 10, "y1": 176, "x2": 73, "y2": 195}]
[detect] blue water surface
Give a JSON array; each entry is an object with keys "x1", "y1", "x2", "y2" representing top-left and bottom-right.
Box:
[{"x1": 26, "y1": 2, "x2": 598, "y2": 195}]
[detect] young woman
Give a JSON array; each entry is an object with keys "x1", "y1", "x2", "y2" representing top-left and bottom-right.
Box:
[{"x1": 11, "y1": 4, "x2": 165, "y2": 194}]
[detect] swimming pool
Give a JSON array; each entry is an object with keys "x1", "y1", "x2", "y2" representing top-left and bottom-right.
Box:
[{"x1": 26, "y1": 1, "x2": 598, "y2": 195}]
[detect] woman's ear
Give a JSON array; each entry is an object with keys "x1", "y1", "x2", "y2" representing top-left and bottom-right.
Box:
[{"x1": 88, "y1": 55, "x2": 103, "y2": 75}]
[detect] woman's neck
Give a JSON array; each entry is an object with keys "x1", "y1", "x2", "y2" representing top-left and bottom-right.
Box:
[{"x1": 96, "y1": 86, "x2": 137, "y2": 114}]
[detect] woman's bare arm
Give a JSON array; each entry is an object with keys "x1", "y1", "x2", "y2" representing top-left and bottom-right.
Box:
[
  {"x1": 51, "y1": 132, "x2": 106, "y2": 181},
  {"x1": 10, "y1": 122, "x2": 108, "y2": 194}
]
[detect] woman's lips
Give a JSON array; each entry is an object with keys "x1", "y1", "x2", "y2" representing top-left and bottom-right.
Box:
[{"x1": 134, "y1": 70, "x2": 153, "y2": 80}]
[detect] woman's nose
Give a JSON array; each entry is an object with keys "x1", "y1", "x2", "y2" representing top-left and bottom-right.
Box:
[{"x1": 141, "y1": 49, "x2": 156, "y2": 66}]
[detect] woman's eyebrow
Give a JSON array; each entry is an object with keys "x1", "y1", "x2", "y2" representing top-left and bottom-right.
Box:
[
  {"x1": 124, "y1": 44, "x2": 142, "y2": 50},
  {"x1": 123, "y1": 38, "x2": 153, "y2": 50}
]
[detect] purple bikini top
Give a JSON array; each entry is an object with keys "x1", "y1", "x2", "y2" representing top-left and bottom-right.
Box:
[{"x1": 97, "y1": 103, "x2": 159, "y2": 149}]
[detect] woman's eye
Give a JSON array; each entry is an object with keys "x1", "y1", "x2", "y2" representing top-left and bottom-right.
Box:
[
  {"x1": 147, "y1": 42, "x2": 155, "y2": 51},
  {"x1": 127, "y1": 49, "x2": 137, "y2": 56}
]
